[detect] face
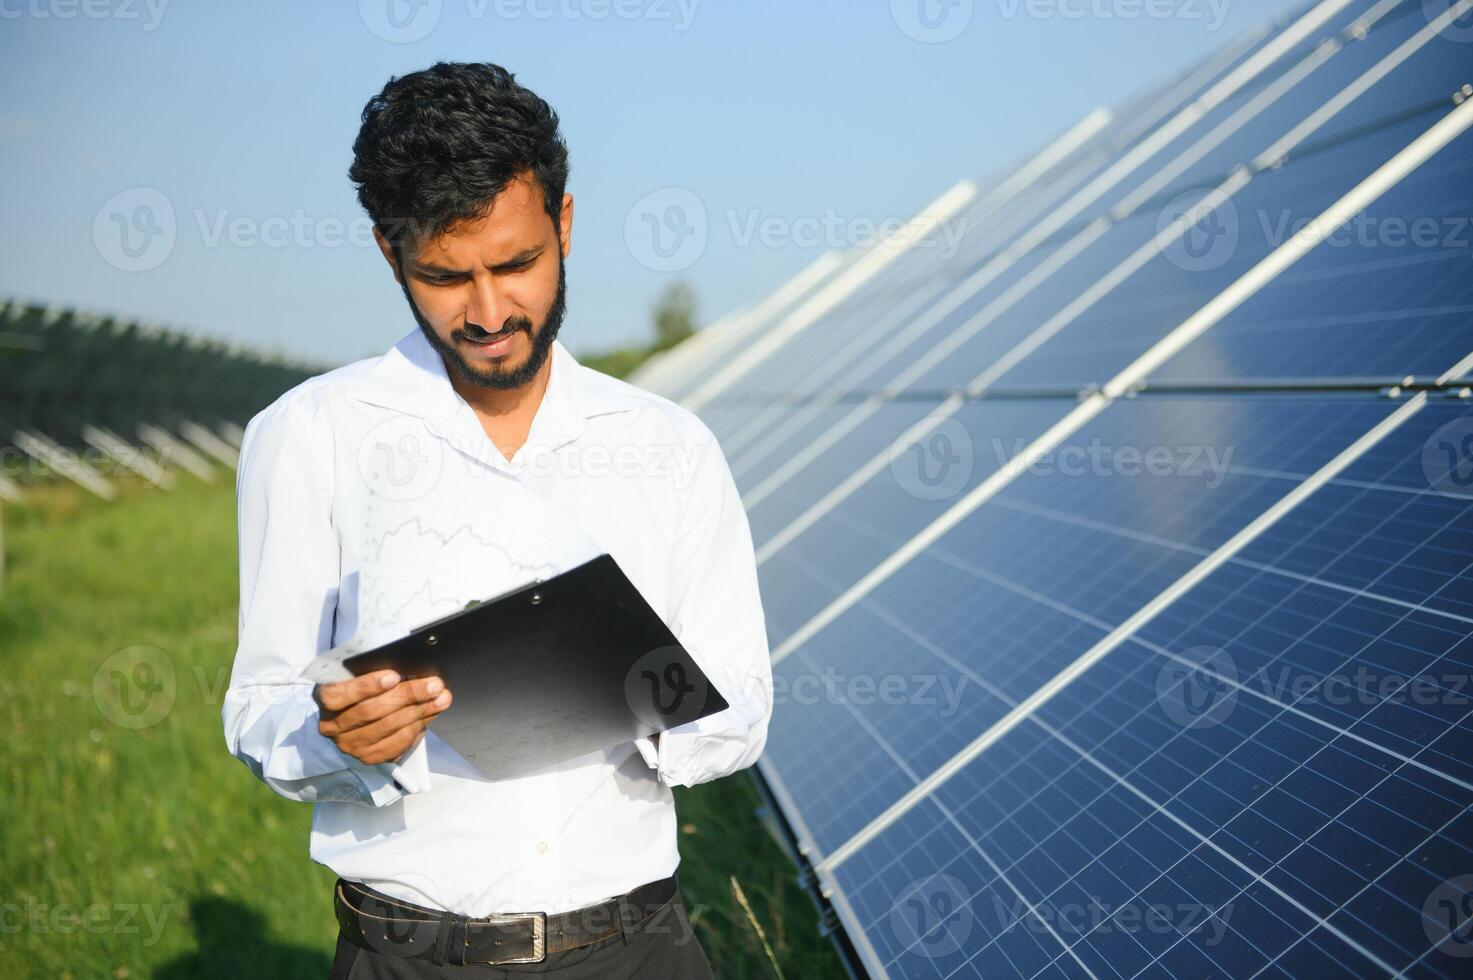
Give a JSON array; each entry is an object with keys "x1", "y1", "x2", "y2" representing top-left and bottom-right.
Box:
[{"x1": 377, "y1": 171, "x2": 573, "y2": 392}]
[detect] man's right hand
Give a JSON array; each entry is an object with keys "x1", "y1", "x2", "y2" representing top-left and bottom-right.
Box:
[{"x1": 314, "y1": 670, "x2": 453, "y2": 766}]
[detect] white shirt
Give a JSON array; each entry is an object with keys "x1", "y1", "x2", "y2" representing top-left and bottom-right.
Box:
[{"x1": 222, "y1": 326, "x2": 773, "y2": 917}]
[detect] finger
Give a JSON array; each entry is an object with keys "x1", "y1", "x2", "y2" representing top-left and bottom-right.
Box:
[
  {"x1": 325, "y1": 677, "x2": 448, "y2": 734},
  {"x1": 316, "y1": 670, "x2": 401, "y2": 713},
  {"x1": 340, "y1": 691, "x2": 451, "y2": 750},
  {"x1": 348, "y1": 699, "x2": 448, "y2": 766},
  {"x1": 358, "y1": 721, "x2": 435, "y2": 767}
]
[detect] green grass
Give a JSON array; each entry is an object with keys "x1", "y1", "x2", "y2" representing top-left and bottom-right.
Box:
[{"x1": 0, "y1": 474, "x2": 846, "y2": 979}]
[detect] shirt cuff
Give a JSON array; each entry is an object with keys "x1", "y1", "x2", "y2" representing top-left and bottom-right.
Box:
[
  {"x1": 634, "y1": 734, "x2": 661, "y2": 771},
  {"x1": 634, "y1": 707, "x2": 742, "y2": 786},
  {"x1": 347, "y1": 733, "x2": 432, "y2": 806}
]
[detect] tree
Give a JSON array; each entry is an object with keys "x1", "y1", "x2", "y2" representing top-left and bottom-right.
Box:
[
  {"x1": 578, "y1": 281, "x2": 700, "y2": 379},
  {"x1": 651, "y1": 281, "x2": 697, "y2": 353}
]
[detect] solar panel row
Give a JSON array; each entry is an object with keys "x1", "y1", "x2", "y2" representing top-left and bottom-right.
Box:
[{"x1": 651, "y1": 0, "x2": 1473, "y2": 975}]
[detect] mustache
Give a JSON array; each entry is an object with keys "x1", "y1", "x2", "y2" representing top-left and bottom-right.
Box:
[{"x1": 459, "y1": 317, "x2": 532, "y2": 340}]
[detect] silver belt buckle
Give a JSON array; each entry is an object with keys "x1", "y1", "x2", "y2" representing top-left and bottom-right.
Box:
[{"x1": 465, "y1": 910, "x2": 547, "y2": 965}]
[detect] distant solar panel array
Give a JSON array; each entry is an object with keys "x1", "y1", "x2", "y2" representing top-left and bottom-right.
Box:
[
  {"x1": 633, "y1": 1, "x2": 1473, "y2": 975},
  {"x1": 0, "y1": 300, "x2": 319, "y2": 501}
]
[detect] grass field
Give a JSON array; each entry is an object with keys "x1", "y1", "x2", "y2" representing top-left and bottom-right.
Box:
[{"x1": 0, "y1": 473, "x2": 847, "y2": 978}]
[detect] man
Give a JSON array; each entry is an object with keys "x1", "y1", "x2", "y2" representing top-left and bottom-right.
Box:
[{"x1": 222, "y1": 62, "x2": 773, "y2": 978}]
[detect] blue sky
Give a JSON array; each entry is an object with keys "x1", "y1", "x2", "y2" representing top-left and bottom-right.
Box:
[{"x1": 0, "y1": 0, "x2": 1289, "y2": 367}]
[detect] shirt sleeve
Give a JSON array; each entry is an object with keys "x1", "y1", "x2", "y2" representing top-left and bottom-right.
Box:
[
  {"x1": 633, "y1": 423, "x2": 774, "y2": 788},
  {"x1": 221, "y1": 395, "x2": 430, "y2": 806}
]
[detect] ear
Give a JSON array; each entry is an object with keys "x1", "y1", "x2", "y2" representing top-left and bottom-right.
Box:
[
  {"x1": 373, "y1": 226, "x2": 404, "y2": 286},
  {"x1": 558, "y1": 193, "x2": 573, "y2": 258}
]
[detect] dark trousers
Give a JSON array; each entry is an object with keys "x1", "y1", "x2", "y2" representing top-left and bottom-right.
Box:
[{"x1": 327, "y1": 882, "x2": 716, "y2": 979}]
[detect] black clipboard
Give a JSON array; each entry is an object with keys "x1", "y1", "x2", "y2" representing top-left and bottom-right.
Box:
[{"x1": 329, "y1": 553, "x2": 729, "y2": 780}]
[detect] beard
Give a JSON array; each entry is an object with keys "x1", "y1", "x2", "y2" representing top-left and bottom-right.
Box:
[{"x1": 400, "y1": 251, "x2": 568, "y2": 392}]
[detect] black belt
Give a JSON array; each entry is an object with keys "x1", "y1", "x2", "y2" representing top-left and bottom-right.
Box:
[{"x1": 333, "y1": 874, "x2": 679, "y2": 966}]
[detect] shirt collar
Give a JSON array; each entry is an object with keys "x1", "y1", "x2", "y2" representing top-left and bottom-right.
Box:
[{"x1": 347, "y1": 327, "x2": 634, "y2": 467}]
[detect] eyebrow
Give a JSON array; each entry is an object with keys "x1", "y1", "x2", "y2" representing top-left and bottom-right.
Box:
[{"x1": 413, "y1": 248, "x2": 544, "y2": 276}]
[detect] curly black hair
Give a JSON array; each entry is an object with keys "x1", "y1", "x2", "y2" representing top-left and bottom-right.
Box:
[{"x1": 348, "y1": 62, "x2": 570, "y2": 258}]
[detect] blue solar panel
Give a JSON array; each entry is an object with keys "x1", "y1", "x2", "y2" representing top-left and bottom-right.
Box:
[
  {"x1": 694, "y1": 1, "x2": 1348, "y2": 422},
  {"x1": 740, "y1": 399, "x2": 943, "y2": 543},
  {"x1": 714, "y1": 158, "x2": 1124, "y2": 429},
  {"x1": 829, "y1": 400, "x2": 1473, "y2": 978},
  {"x1": 647, "y1": 6, "x2": 1473, "y2": 978},
  {"x1": 713, "y1": 5, "x2": 1465, "y2": 527},
  {"x1": 697, "y1": 155, "x2": 1112, "y2": 422},
  {"x1": 1150, "y1": 126, "x2": 1473, "y2": 385},
  {"x1": 901, "y1": 5, "x2": 1473, "y2": 395},
  {"x1": 761, "y1": 396, "x2": 1400, "y2": 856},
  {"x1": 1129, "y1": 0, "x2": 1473, "y2": 204},
  {"x1": 724, "y1": 242, "x2": 1071, "y2": 486},
  {"x1": 753, "y1": 399, "x2": 1069, "y2": 638},
  {"x1": 988, "y1": 108, "x2": 1446, "y2": 392}
]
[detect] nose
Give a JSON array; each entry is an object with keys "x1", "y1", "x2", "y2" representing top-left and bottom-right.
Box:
[{"x1": 465, "y1": 274, "x2": 512, "y2": 332}]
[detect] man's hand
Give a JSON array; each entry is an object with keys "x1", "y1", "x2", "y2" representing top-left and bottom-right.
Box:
[{"x1": 314, "y1": 670, "x2": 452, "y2": 766}]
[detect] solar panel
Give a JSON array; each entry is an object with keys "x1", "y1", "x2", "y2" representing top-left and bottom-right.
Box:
[
  {"x1": 753, "y1": 398, "x2": 1071, "y2": 636},
  {"x1": 986, "y1": 33, "x2": 1473, "y2": 392},
  {"x1": 762, "y1": 395, "x2": 1402, "y2": 852},
  {"x1": 711, "y1": 0, "x2": 1388, "y2": 417},
  {"x1": 633, "y1": 2, "x2": 1473, "y2": 976},
  {"x1": 636, "y1": 251, "x2": 848, "y2": 403},
  {"x1": 894, "y1": 5, "x2": 1473, "y2": 396},
  {"x1": 718, "y1": 2, "x2": 1448, "y2": 508},
  {"x1": 1149, "y1": 126, "x2": 1473, "y2": 386},
  {"x1": 743, "y1": 105, "x2": 1468, "y2": 646},
  {"x1": 1124, "y1": 1, "x2": 1473, "y2": 205},
  {"x1": 724, "y1": 241, "x2": 1070, "y2": 487},
  {"x1": 694, "y1": 4, "x2": 1318, "y2": 427},
  {"x1": 713, "y1": 148, "x2": 1130, "y2": 434},
  {"x1": 827, "y1": 400, "x2": 1473, "y2": 978},
  {"x1": 985, "y1": 111, "x2": 1438, "y2": 392}
]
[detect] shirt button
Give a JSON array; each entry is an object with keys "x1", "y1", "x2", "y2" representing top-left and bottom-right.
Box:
[{"x1": 536, "y1": 841, "x2": 549, "y2": 854}]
